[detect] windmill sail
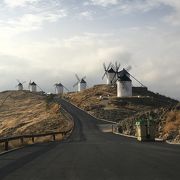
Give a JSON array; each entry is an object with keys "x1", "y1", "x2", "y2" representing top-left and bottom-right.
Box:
[
  {"x1": 73, "y1": 74, "x2": 87, "y2": 91},
  {"x1": 102, "y1": 62, "x2": 112, "y2": 79}
]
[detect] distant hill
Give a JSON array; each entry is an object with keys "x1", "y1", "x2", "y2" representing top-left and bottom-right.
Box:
[
  {"x1": 0, "y1": 91, "x2": 72, "y2": 138},
  {"x1": 64, "y1": 84, "x2": 179, "y2": 143}
]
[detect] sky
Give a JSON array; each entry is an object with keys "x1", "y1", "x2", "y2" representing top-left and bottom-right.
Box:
[{"x1": 0, "y1": 0, "x2": 179, "y2": 99}]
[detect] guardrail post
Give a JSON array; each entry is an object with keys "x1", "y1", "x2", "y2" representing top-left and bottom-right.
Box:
[
  {"x1": 20, "y1": 137, "x2": 24, "y2": 145},
  {"x1": 32, "y1": 137, "x2": 35, "y2": 143},
  {"x1": 53, "y1": 134, "x2": 56, "y2": 141},
  {"x1": 5, "y1": 140, "x2": 8, "y2": 151}
]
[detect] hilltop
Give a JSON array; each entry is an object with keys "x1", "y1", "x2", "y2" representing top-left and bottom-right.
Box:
[
  {"x1": 64, "y1": 84, "x2": 180, "y2": 143},
  {"x1": 0, "y1": 91, "x2": 72, "y2": 138}
]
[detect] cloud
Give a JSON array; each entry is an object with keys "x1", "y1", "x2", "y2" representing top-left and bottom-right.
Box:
[
  {"x1": 0, "y1": 9, "x2": 67, "y2": 36},
  {"x1": 87, "y1": 0, "x2": 160, "y2": 11},
  {"x1": 79, "y1": 11, "x2": 93, "y2": 20},
  {"x1": 4, "y1": 0, "x2": 40, "y2": 8},
  {"x1": 160, "y1": 0, "x2": 180, "y2": 25},
  {"x1": 89, "y1": 0, "x2": 118, "y2": 7},
  {"x1": 87, "y1": 0, "x2": 180, "y2": 26},
  {"x1": 13, "y1": 10, "x2": 66, "y2": 30}
]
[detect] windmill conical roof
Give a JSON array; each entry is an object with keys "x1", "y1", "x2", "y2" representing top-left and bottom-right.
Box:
[
  {"x1": 119, "y1": 74, "x2": 131, "y2": 82},
  {"x1": 80, "y1": 79, "x2": 86, "y2": 83},
  {"x1": 56, "y1": 83, "x2": 63, "y2": 86},
  {"x1": 18, "y1": 83, "x2": 22, "y2": 86},
  {"x1": 118, "y1": 68, "x2": 130, "y2": 77},
  {"x1": 107, "y1": 68, "x2": 115, "y2": 73},
  {"x1": 31, "y1": 82, "x2": 37, "y2": 85}
]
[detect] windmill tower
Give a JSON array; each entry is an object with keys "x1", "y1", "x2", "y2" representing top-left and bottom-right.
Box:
[
  {"x1": 16, "y1": 80, "x2": 26, "y2": 91},
  {"x1": 102, "y1": 62, "x2": 116, "y2": 85},
  {"x1": 116, "y1": 66, "x2": 146, "y2": 97},
  {"x1": 29, "y1": 81, "x2": 37, "y2": 92},
  {"x1": 73, "y1": 74, "x2": 87, "y2": 92},
  {"x1": 54, "y1": 83, "x2": 69, "y2": 95},
  {"x1": 116, "y1": 74, "x2": 132, "y2": 97}
]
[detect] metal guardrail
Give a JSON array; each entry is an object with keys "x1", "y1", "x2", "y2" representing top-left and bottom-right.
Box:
[{"x1": 0, "y1": 129, "x2": 72, "y2": 151}]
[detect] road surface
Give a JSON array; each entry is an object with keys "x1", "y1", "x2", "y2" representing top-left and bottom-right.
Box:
[{"x1": 0, "y1": 98, "x2": 180, "y2": 180}]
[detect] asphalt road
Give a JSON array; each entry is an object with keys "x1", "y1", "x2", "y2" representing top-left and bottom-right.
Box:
[{"x1": 0, "y1": 98, "x2": 180, "y2": 180}]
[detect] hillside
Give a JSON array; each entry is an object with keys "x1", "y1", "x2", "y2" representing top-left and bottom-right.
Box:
[
  {"x1": 0, "y1": 91, "x2": 72, "y2": 138},
  {"x1": 159, "y1": 105, "x2": 180, "y2": 142},
  {"x1": 64, "y1": 84, "x2": 179, "y2": 142}
]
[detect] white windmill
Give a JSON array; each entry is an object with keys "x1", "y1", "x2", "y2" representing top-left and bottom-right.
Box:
[
  {"x1": 16, "y1": 80, "x2": 26, "y2": 91},
  {"x1": 116, "y1": 66, "x2": 146, "y2": 97},
  {"x1": 102, "y1": 62, "x2": 117, "y2": 85},
  {"x1": 28, "y1": 80, "x2": 45, "y2": 93},
  {"x1": 73, "y1": 74, "x2": 87, "y2": 92},
  {"x1": 54, "y1": 83, "x2": 69, "y2": 95},
  {"x1": 28, "y1": 80, "x2": 37, "y2": 92}
]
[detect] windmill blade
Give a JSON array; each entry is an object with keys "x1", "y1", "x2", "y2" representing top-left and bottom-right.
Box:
[
  {"x1": 22, "y1": 81, "x2": 26, "y2": 84},
  {"x1": 111, "y1": 62, "x2": 120, "y2": 83},
  {"x1": 102, "y1": 62, "x2": 112, "y2": 80},
  {"x1": 63, "y1": 85, "x2": 69, "y2": 92},
  {"x1": 115, "y1": 62, "x2": 121, "y2": 72},
  {"x1": 102, "y1": 72, "x2": 107, "y2": 80},
  {"x1": 111, "y1": 73, "x2": 118, "y2": 84},
  {"x1": 16, "y1": 79, "x2": 20, "y2": 83},
  {"x1": 111, "y1": 64, "x2": 116, "y2": 71},
  {"x1": 75, "y1": 74, "x2": 80, "y2": 81},
  {"x1": 115, "y1": 61, "x2": 118, "y2": 69},
  {"x1": 129, "y1": 73, "x2": 146, "y2": 87},
  {"x1": 103, "y1": 62, "x2": 107, "y2": 71},
  {"x1": 107, "y1": 62, "x2": 112, "y2": 70},
  {"x1": 37, "y1": 84, "x2": 44, "y2": 92},
  {"x1": 82, "y1": 76, "x2": 86, "y2": 80},
  {"x1": 73, "y1": 81, "x2": 79, "y2": 87}
]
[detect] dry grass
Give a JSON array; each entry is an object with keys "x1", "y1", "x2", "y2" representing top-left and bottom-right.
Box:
[
  {"x1": 163, "y1": 111, "x2": 180, "y2": 138},
  {"x1": 0, "y1": 90, "x2": 72, "y2": 138},
  {"x1": 64, "y1": 85, "x2": 116, "y2": 110}
]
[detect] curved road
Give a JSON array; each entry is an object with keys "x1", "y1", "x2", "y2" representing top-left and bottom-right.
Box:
[{"x1": 0, "y1": 99, "x2": 180, "y2": 180}]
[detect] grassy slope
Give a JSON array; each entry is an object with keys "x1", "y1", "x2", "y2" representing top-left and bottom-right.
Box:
[
  {"x1": 65, "y1": 84, "x2": 179, "y2": 142},
  {"x1": 0, "y1": 91, "x2": 72, "y2": 138}
]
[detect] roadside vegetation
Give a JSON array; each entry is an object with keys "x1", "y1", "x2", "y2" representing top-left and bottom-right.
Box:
[{"x1": 160, "y1": 104, "x2": 180, "y2": 142}]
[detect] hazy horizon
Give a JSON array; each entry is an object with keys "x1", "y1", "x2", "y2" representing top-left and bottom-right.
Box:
[{"x1": 0, "y1": 0, "x2": 180, "y2": 100}]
